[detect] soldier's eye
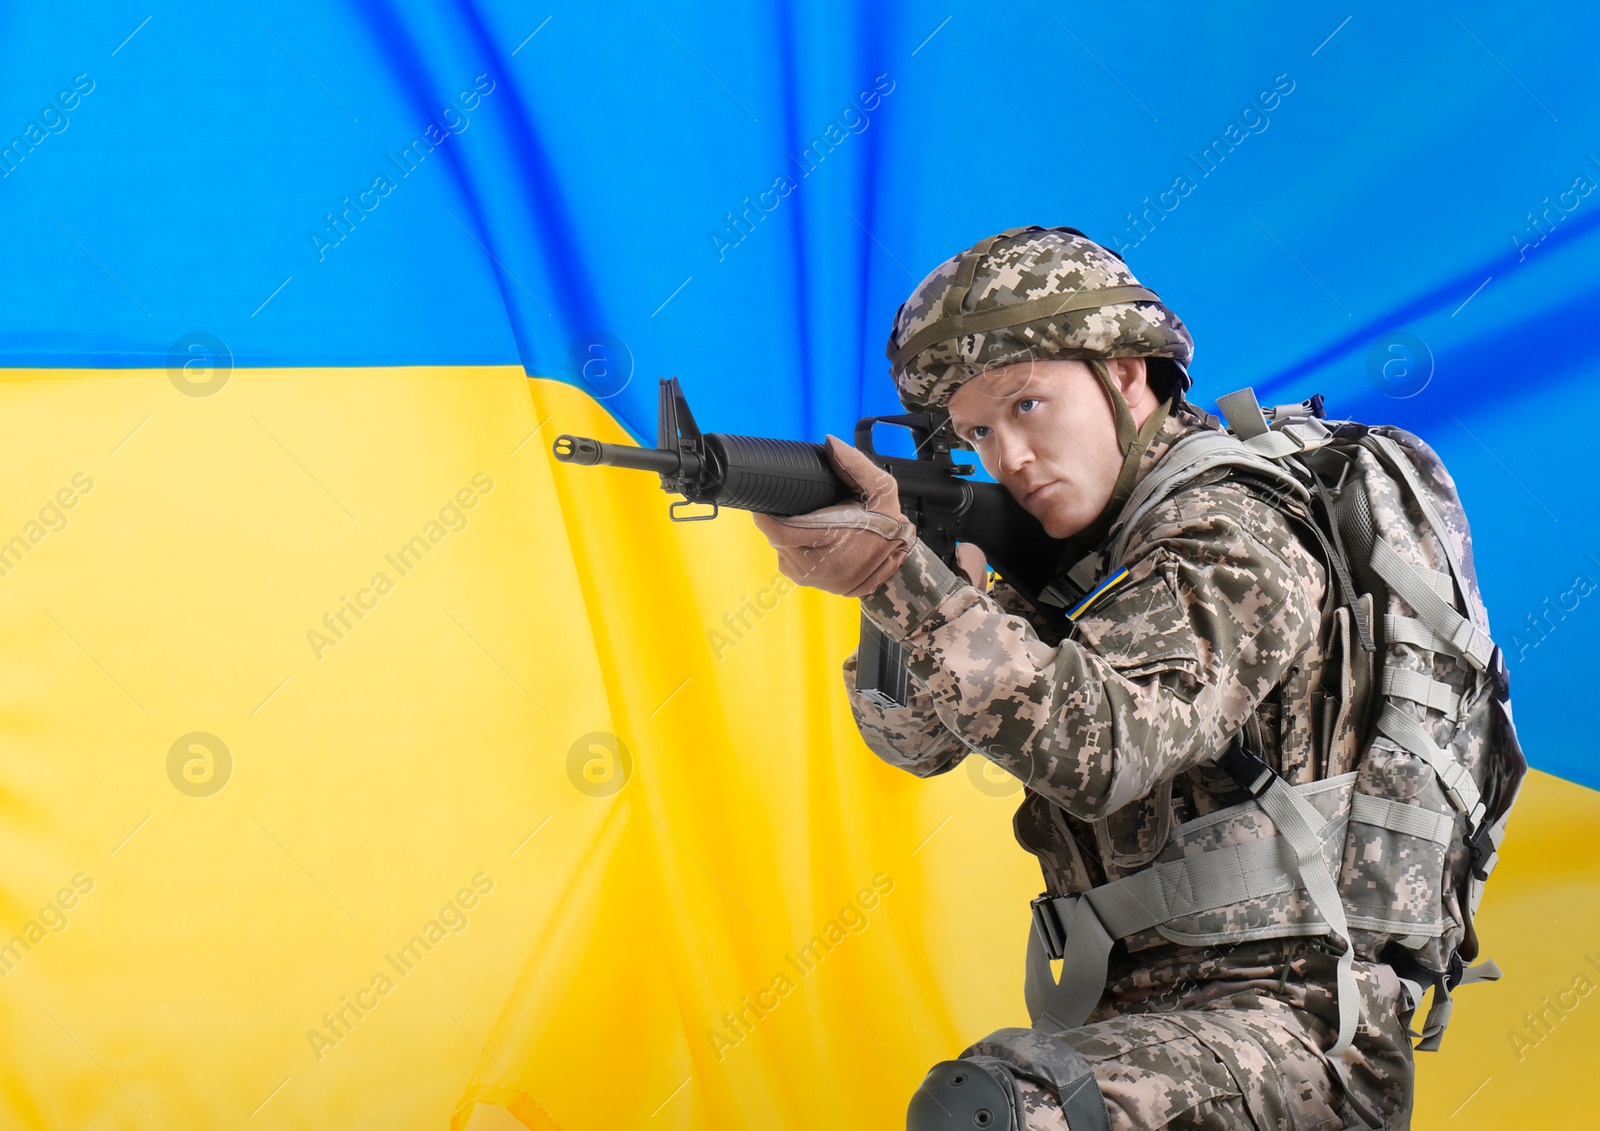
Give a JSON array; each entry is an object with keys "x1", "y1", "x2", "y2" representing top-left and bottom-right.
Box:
[
  {"x1": 968, "y1": 425, "x2": 989, "y2": 442},
  {"x1": 1016, "y1": 397, "x2": 1039, "y2": 415}
]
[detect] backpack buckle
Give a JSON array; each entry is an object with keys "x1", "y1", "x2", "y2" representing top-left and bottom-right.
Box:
[
  {"x1": 1488, "y1": 644, "x2": 1511, "y2": 701},
  {"x1": 1218, "y1": 737, "x2": 1275, "y2": 797},
  {"x1": 1468, "y1": 821, "x2": 1499, "y2": 881},
  {"x1": 1031, "y1": 893, "x2": 1068, "y2": 962}
]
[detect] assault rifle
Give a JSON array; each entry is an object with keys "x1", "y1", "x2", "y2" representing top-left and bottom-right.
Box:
[{"x1": 551, "y1": 377, "x2": 1072, "y2": 707}]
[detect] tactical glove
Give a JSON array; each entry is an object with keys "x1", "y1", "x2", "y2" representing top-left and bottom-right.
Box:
[{"x1": 751, "y1": 435, "x2": 919, "y2": 598}]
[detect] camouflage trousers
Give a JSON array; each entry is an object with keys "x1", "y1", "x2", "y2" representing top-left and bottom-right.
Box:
[{"x1": 1006, "y1": 978, "x2": 1414, "y2": 1130}]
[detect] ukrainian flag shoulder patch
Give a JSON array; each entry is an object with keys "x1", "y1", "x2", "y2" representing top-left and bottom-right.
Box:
[{"x1": 1064, "y1": 567, "x2": 1131, "y2": 622}]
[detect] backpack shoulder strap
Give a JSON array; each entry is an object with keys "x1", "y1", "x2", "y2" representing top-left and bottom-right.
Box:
[
  {"x1": 1104, "y1": 427, "x2": 1310, "y2": 568},
  {"x1": 1363, "y1": 430, "x2": 1489, "y2": 631}
]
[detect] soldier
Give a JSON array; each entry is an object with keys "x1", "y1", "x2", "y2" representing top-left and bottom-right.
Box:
[{"x1": 752, "y1": 227, "x2": 1416, "y2": 1129}]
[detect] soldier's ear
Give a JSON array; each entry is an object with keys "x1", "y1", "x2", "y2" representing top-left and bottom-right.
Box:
[{"x1": 1104, "y1": 356, "x2": 1149, "y2": 403}]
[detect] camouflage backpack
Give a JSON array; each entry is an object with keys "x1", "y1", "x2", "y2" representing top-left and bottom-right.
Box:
[{"x1": 1024, "y1": 386, "x2": 1527, "y2": 1069}]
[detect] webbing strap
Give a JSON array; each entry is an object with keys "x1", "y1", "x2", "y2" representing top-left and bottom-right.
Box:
[
  {"x1": 1104, "y1": 430, "x2": 1307, "y2": 567},
  {"x1": 1210, "y1": 386, "x2": 1337, "y2": 457},
  {"x1": 1384, "y1": 613, "x2": 1451, "y2": 654},
  {"x1": 1415, "y1": 959, "x2": 1504, "y2": 1053},
  {"x1": 1366, "y1": 434, "x2": 1487, "y2": 629},
  {"x1": 1397, "y1": 975, "x2": 1428, "y2": 1028},
  {"x1": 941, "y1": 228, "x2": 1032, "y2": 318},
  {"x1": 1467, "y1": 806, "x2": 1514, "y2": 918},
  {"x1": 1349, "y1": 792, "x2": 1455, "y2": 845},
  {"x1": 1284, "y1": 421, "x2": 1334, "y2": 450},
  {"x1": 1376, "y1": 703, "x2": 1484, "y2": 822},
  {"x1": 1480, "y1": 809, "x2": 1512, "y2": 876},
  {"x1": 1382, "y1": 668, "x2": 1463, "y2": 719},
  {"x1": 1403, "y1": 956, "x2": 1503, "y2": 1052},
  {"x1": 1094, "y1": 834, "x2": 1303, "y2": 934},
  {"x1": 1240, "y1": 430, "x2": 1301, "y2": 459},
  {"x1": 1216, "y1": 388, "x2": 1270, "y2": 439},
  {"x1": 1416, "y1": 564, "x2": 1456, "y2": 603},
  {"x1": 1093, "y1": 360, "x2": 1170, "y2": 490},
  {"x1": 1467, "y1": 876, "x2": 1488, "y2": 919},
  {"x1": 966, "y1": 1029, "x2": 1112, "y2": 1131},
  {"x1": 1252, "y1": 777, "x2": 1361, "y2": 1064},
  {"x1": 1239, "y1": 420, "x2": 1334, "y2": 459},
  {"x1": 1023, "y1": 777, "x2": 1353, "y2": 1032},
  {"x1": 1415, "y1": 990, "x2": 1453, "y2": 1052},
  {"x1": 1024, "y1": 834, "x2": 1310, "y2": 1029},
  {"x1": 1368, "y1": 538, "x2": 1493, "y2": 670},
  {"x1": 1098, "y1": 357, "x2": 1141, "y2": 457},
  {"x1": 1378, "y1": 556, "x2": 1455, "y2": 605},
  {"x1": 1024, "y1": 897, "x2": 1115, "y2": 1032},
  {"x1": 891, "y1": 283, "x2": 1160, "y2": 367}
]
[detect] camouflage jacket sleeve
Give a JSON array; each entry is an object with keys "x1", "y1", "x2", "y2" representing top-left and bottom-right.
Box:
[
  {"x1": 841, "y1": 648, "x2": 967, "y2": 777},
  {"x1": 841, "y1": 574, "x2": 1049, "y2": 777},
  {"x1": 857, "y1": 480, "x2": 1325, "y2": 821}
]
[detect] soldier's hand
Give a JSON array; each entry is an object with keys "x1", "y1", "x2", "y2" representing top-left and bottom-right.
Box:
[{"x1": 751, "y1": 435, "x2": 918, "y2": 598}]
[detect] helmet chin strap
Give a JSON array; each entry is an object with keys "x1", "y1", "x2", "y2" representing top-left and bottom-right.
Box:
[
  {"x1": 1092, "y1": 358, "x2": 1171, "y2": 509},
  {"x1": 1046, "y1": 359, "x2": 1172, "y2": 576}
]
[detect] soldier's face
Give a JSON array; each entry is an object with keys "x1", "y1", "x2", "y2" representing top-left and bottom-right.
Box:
[{"x1": 948, "y1": 358, "x2": 1152, "y2": 539}]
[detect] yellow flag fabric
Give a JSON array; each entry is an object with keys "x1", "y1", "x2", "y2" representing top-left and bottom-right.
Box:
[
  {"x1": 1, "y1": 369, "x2": 1596, "y2": 1129},
  {"x1": 0, "y1": 366, "x2": 575, "y2": 1124}
]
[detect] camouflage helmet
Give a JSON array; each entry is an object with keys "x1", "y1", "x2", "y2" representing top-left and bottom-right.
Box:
[{"x1": 885, "y1": 226, "x2": 1194, "y2": 416}]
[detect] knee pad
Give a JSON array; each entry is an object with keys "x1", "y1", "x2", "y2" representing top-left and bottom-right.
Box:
[
  {"x1": 907, "y1": 1027, "x2": 1111, "y2": 1131},
  {"x1": 906, "y1": 1057, "x2": 1021, "y2": 1130}
]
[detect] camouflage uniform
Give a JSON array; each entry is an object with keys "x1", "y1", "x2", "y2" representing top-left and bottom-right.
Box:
[
  {"x1": 836, "y1": 220, "x2": 1431, "y2": 1131},
  {"x1": 845, "y1": 401, "x2": 1415, "y2": 1127}
]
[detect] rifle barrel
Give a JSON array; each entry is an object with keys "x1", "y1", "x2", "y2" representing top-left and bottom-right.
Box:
[{"x1": 553, "y1": 434, "x2": 683, "y2": 475}]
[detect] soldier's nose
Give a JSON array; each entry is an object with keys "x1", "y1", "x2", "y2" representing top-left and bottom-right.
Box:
[{"x1": 998, "y1": 445, "x2": 1032, "y2": 481}]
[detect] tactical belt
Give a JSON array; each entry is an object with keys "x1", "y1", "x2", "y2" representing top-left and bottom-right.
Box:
[{"x1": 1025, "y1": 767, "x2": 1359, "y2": 1034}]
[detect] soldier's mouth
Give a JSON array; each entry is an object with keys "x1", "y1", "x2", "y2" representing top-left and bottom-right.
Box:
[{"x1": 1023, "y1": 481, "x2": 1059, "y2": 504}]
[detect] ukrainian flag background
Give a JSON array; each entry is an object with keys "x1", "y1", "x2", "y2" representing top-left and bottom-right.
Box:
[{"x1": 1, "y1": 3, "x2": 1596, "y2": 1127}]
